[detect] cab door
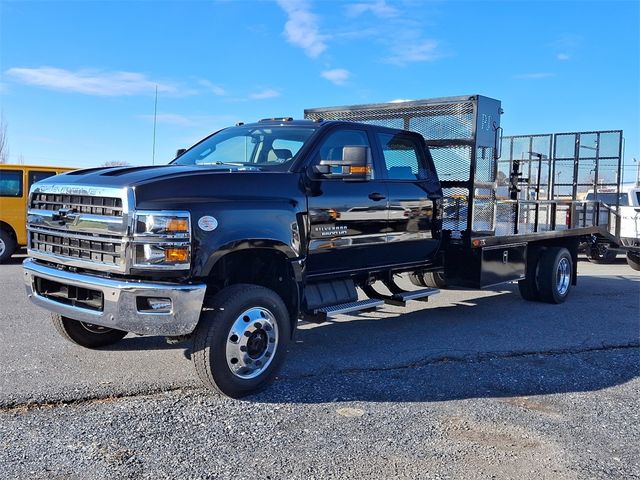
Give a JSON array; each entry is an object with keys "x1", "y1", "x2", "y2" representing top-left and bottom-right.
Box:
[
  {"x1": 305, "y1": 127, "x2": 389, "y2": 277},
  {"x1": 375, "y1": 131, "x2": 441, "y2": 265}
]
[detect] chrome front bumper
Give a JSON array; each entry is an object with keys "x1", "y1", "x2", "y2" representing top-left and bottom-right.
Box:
[{"x1": 23, "y1": 258, "x2": 207, "y2": 336}]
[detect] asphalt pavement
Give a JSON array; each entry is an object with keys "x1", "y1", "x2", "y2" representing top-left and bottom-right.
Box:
[{"x1": 1, "y1": 252, "x2": 638, "y2": 479}]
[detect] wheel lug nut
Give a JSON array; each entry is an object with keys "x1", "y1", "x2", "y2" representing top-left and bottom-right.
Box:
[
  {"x1": 240, "y1": 345, "x2": 247, "y2": 352},
  {"x1": 253, "y1": 322, "x2": 262, "y2": 329},
  {"x1": 244, "y1": 331, "x2": 251, "y2": 337}
]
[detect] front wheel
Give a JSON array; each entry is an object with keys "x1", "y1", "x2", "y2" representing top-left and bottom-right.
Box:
[
  {"x1": 51, "y1": 314, "x2": 127, "y2": 348},
  {"x1": 192, "y1": 284, "x2": 291, "y2": 398},
  {"x1": 627, "y1": 252, "x2": 640, "y2": 271}
]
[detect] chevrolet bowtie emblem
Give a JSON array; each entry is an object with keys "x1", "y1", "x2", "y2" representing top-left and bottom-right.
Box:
[{"x1": 53, "y1": 208, "x2": 79, "y2": 224}]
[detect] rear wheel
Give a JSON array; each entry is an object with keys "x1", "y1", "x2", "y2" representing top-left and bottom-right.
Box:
[
  {"x1": 409, "y1": 271, "x2": 447, "y2": 289},
  {"x1": 627, "y1": 252, "x2": 640, "y2": 271},
  {"x1": 0, "y1": 229, "x2": 16, "y2": 263},
  {"x1": 192, "y1": 284, "x2": 291, "y2": 398},
  {"x1": 423, "y1": 272, "x2": 447, "y2": 289},
  {"x1": 586, "y1": 243, "x2": 617, "y2": 264},
  {"x1": 51, "y1": 314, "x2": 127, "y2": 348},
  {"x1": 518, "y1": 270, "x2": 540, "y2": 301},
  {"x1": 538, "y1": 247, "x2": 573, "y2": 304}
]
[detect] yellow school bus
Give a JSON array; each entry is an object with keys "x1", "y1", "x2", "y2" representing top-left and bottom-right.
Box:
[{"x1": 0, "y1": 164, "x2": 75, "y2": 262}]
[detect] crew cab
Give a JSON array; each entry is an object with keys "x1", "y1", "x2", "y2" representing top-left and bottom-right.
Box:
[{"x1": 23, "y1": 119, "x2": 443, "y2": 397}]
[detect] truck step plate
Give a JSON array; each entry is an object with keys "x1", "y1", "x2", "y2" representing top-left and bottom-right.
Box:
[
  {"x1": 316, "y1": 299, "x2": 384, "y2": 316},
  {"x1": 393, "y1": 288, "x2": 439, "y2": 302}
]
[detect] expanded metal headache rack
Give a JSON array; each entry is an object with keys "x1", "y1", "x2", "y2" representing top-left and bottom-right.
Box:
[{"x1": 305, "y1": 95, "x2": 624, "y2": 246}]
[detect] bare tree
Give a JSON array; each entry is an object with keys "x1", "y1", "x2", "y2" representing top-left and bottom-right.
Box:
[
  {"x1": 101, "y1": 160, "x2": 130, "y2": 167},
  {"x1": 0, "y1": 112, "x2": 9, "y2": 164}
]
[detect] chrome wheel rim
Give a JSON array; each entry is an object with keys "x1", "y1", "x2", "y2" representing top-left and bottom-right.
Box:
[
  {"x1": 556, "y1": 258, "x2": 570, "y2": 296},
  {"x1": 80, "y1": 322, "x2": 113, "y2": 334},
  {"x1": 0, "y1": 238, "x2": 5, "y2": 257},
  {"x1": 225, "y1": 307, "x2": 278, "y2": 380}
]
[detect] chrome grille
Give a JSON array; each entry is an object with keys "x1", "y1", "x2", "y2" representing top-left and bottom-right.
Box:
[
  {"x1": 30, "y1": 229, "x2": 123, "y2": 265},
  {"x1": 27, "y1": 185, "x2": 131, "y2": 273},
  {"x1": 30, "y1": 192, "x2": 123, "y2": 216}
]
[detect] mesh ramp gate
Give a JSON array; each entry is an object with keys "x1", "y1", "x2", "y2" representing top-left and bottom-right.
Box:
[
  {"x1": 304, "y1": 95, "x2": 503, "y2": 239},
  {"x1": 501, "y1": 130, "x2": 624, "y2": 237}
]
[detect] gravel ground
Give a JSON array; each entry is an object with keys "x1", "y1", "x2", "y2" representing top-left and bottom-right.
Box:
[
  {"x1": 1, "y1": 347, "x2": 638, "y2": 479},
  {"x1": 1, "y1": 256, "x2": 639, "y2": 479}
]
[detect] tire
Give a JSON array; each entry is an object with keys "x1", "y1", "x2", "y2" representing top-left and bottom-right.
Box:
[
  {"x1": 51, "y1": 314, "x2": 127, "y2": 348},
  {"x1": 518, "y1": 273, "x2": 539, "y2": 301},
  {"x1": 518, "y1": 249, "x2": 541, "y2": 301},
  {"x1": 627, "y1": 252, "x2": 640, "y2": 271},
  {"x1": 192, "y1": 284, "x2": 291, "y2": 398},
  {"x1": 423, "y1": 272, "x2": 448, "y2": 289},
  {"x1": 0, "y1": 229, "x2": 16, "y2": 263},
  {"x1": 409, "y1": 272, "x2": 427, "y2": 287},
  {"x1": 409, "y1": 271, "x2": 447, "y2": 289},
  {"x1": 586, "y1": 243, "x2": 617, "y2": 264},
  {"x1": 537, "y1": 247, "x2": 573, "y2": 304}
]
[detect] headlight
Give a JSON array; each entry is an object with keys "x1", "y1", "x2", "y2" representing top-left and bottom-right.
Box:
[
  {"x1": 136, "y1": 213, "x2": 190, "y2": 236},
  {"x1": 133, "y1": 211, "x2": 191, "y2": 269}
]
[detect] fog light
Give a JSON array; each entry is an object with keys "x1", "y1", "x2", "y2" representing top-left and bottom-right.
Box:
[
  {"x1": 137, "y1": 297, "x2": 172, "y2": 313},
  {"x1": 165, "y1": 247, "x2": 189, "y2": 263}
]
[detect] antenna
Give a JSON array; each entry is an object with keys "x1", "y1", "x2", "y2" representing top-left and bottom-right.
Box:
[{"x1": 152, "y1": 85, "x2": 158, "y2": 165}]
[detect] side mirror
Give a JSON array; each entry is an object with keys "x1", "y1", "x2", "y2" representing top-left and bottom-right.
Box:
[
  {"x1": 312, "y1": 145, "x2": 372, "y2": 181},
  {"x1": 175, "y1": 148, "x2": 187, "y2": 158}
]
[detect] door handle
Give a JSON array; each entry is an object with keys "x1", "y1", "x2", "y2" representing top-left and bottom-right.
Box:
[{"x1": 368, "y1": 192, "x2": 386, "y2": 201}]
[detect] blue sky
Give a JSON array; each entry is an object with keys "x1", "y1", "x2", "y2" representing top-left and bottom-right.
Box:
[{"x1": 1, "y1": 0, "x2": 638, "y2": 181}]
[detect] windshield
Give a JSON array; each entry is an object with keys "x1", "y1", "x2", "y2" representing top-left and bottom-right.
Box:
[
  {"x1": 585, "y1": 192, "x2": 629, "y2": 206},
  {"x1": 172, "y1": 126, "x2": 316, "y2": 171}
]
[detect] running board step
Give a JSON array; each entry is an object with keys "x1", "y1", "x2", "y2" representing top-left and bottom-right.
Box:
[
  {"x1": 315, "y1": 299, "x2": 384, "y2": 318},
  {"x1": 393, "y1": 288, "x2": 439, "y2": 303},
  {"x1": 361, "y1": 284, "x2": 439, "y2": 306}
]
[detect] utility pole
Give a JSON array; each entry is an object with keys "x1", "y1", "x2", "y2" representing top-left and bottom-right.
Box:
[{"x1": 152, "y1": 85, "x2": 158, "y2": 165}]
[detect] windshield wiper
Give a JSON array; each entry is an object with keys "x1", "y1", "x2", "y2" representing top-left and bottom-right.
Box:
[{"x1": 198, "y1": 161, "x2": 247, "y2": 167}]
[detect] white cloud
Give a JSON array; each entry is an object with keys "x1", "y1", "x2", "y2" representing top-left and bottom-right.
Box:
[
  {"x1": 557, "y1": 53, "x2": 570, "y2": 61},
  {"x1": 514, "y1": 72, "x2": 556, "y2": 79},
  {"x1": 198, "y1": 79, "x2": 227, "y2": 96},
  {"x1": 346, "y1": 0, "x2": 399, "y2": 18},
  {"x1": 321, "y1": 68, "x2": 350, "y2": 85},
  {"x1": 385, "y1": 39, "x2": 441, "y2": 65},
  {"x1": 276, "y1": 0, "x2": 327, "y2": 58},
  {"x1": 249, "y1": 88, "x2": 281, "y2": 100},
  {"x1": 6, "y1": 67, "x2": 177, "y2": 96}
]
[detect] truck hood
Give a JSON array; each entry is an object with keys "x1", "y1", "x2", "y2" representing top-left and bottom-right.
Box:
[
  {"x1": 39, "y1": 164, "x2": 263, "y2": 189},
  {"x1": 34, "y1": 164, "x2": 305, "y2": 211}
]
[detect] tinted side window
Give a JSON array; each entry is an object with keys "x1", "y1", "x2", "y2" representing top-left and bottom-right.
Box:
[
  {"x1": 0, "y1": 170, "x2": 23, "y2": 197},
  {"x1": 378, "y1": 133, "x2": 424, "y2": 180},
  {"x1": 318, "y1": 129, "x2": 370, "y2": 162},
  {"x1": 29, "y1": 171, "x2": 56, "y2": 190}
]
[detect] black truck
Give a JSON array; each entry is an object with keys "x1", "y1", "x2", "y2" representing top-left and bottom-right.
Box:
[{"x1": 23, "y1": 95, "x2": 622, "y2": 397}]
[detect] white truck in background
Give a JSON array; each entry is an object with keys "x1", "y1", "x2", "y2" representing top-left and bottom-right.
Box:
[{"x1": 585, "y1": 184, "x2": 640, "y2": 270}]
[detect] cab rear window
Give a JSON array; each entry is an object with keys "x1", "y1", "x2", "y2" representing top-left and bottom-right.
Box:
[{"x1": 0, "y1": 170, "x2": 23, "y2": 197}]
